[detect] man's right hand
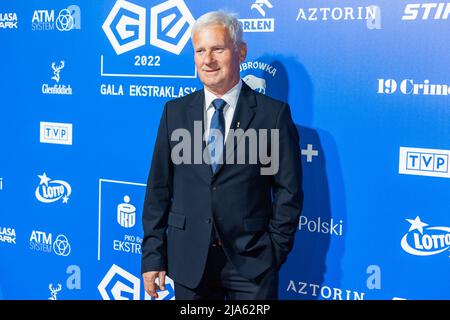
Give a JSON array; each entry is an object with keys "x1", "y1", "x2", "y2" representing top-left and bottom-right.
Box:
[{"x1": 142, "y1": 270, "x2": 166, "y2": 299}]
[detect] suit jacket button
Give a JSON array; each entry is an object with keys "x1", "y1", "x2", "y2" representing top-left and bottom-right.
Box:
[
  {"x1": 205, "y1": 218, "x2": 212, "y2": 223},
  {"x1": 212, "y1": 186, "x2": 217, "y2": 191}
]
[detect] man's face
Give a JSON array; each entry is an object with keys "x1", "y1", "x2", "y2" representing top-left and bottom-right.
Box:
[{"x1": 193, "y1": 24, "x2": 247, "y2": 96}]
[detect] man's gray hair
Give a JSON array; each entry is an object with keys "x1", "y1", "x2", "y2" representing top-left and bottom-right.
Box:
[{"x1": 191, "y1": 11, "x2": 245, "y2": 49}]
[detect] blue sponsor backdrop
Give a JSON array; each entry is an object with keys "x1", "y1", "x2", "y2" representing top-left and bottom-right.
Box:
[{"x1": 1, "y1": 0, "x2": 449, "y2": 300}]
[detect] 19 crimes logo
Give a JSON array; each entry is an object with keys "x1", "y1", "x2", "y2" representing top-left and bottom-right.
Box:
[
  {"x1": 402, "y1": 3, "x2": 450, "y2": 20},
  {"x1": 401, "y1": 216, "x2": 450, "y2": 257},
  {"x1": 0, "y1": 13, "x2": 18, "y2": 29},
  {"x1": 378, "y1": 79, "x2": 450, "y2": 96},
  {"x1": 399, "y1": 147, "x2": 449, "y2": 178},
  {"x1": 299, "y1": 216, "x2": 344, "y2": 236},
  {"x1": 32, "y1": 5, "x2": 80, "y2": 31}
]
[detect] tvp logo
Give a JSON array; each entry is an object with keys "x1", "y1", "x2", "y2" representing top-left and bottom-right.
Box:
[
  {"x1": 100, "y1": 0, "x2": 196, "y2": 78},
  {"x1": 98, "y1": 179, "x2": 145, "y2": 261},
  {"x1": 40, "y1": 122, "x2": 73, "y2": 145},
  {"x1": 98, "y1": 264, "x2": 175, "y2": 300},
  {"x1": 399, "y1": 147, "x2": 450, "y2": 178}
]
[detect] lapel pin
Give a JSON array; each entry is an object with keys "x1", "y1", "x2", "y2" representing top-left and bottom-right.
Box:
[{"x1": 237, "y1": 122, "x2": 240, "y2": 128}]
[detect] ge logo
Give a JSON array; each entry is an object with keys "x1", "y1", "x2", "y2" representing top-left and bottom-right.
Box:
[
  {"x1": 98, "y1": 265, "x2": 176, "y2": 300},
  {"x1": 56, "y1": 5, "x2": 81, "y2": 31},
  {"x1": 102, "y1": 0, "x2": 195, "y2": 55},
  {"x1": 53, "y1": 235, "x2": 71, "y2": 256},
  {"x1": 98, "y1": 265, "x2": 140, "y2": 300}
]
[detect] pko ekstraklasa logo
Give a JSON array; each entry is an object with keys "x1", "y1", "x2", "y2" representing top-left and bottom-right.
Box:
[
  {"x1": 401, "y1": 216, "x2": 450, "y2": 257},
  {"x1": 32, "y1": 5, "x2": 81, "y2": 31},
  {"x1": 35, "y1": 173, "x2": 72, "y2": 204},
  {"x1": 102, "y1": 0, "x2": 195, "y2": 55}
]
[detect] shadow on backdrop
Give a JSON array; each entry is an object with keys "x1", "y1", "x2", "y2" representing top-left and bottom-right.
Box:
[{"x1": 242, "y1": 55, "x2": 346, "y2": 299}]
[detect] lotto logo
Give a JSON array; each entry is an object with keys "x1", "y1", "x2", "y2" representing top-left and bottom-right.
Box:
[{"x1": 399, "y1": 147, "x2": 450, "y2": 178}]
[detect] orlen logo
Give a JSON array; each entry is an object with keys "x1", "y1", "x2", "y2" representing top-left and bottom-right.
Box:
[
  {"x1": 35, "y1": 173, "x2": 72, "y2": 204},
  {"x1": 401, "y1": 216, "x2": 450, "y2": 257},
  {"x1": 102, "y1": 0, "x2": 195, "y2": 55}
]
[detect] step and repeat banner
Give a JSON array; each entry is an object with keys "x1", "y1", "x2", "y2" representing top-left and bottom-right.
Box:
[{"x1": 1, "y1": 0, "x2": 449, "y2": 300}]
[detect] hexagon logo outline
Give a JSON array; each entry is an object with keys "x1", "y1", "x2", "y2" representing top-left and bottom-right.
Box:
[
  {"x1": 98, "y1": 264, "x2": 140, "y2": 300},
  {"x1": 150, "y1": 0, "x2": 195, "y2": 55},
  {"x1": 102, "y1": 0, "x2": 146, "y2": 55}
]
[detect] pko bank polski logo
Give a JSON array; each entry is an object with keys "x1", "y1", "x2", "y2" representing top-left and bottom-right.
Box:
[
  {"x1": 98, "y1": 264, "x2": 175, "y2": 300},
  {"x1": 401, "y1": 216, "x2": 450, "y2": 257},
  {"x1": 35, "y1": 173, "x2": 72, "y2": 204},
  {"x1": 102, "y1": 0, "x2": 194, "y2": 55},
  {"x1": 32, "y1": 5, "x2": 81, "y2": 32},
  {"x1": 399, "y1": 147, "x2": 450, "y2": 178}
]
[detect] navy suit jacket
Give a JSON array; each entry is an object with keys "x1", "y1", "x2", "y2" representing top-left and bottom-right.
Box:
[{"x1": 141, "y1": 82, "x2": 303, "y2": 289}]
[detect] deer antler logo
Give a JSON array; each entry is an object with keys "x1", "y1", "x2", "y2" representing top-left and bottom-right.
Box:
[
  {"x1": 51, "y1": 61, "x2": 65, "y2": 83},
  {"x1": 48, "y1": 283, "x2": 62, "y2": 300}
]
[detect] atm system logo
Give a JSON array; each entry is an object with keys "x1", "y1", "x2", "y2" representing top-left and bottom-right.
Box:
[
  {"x1": 399, "y1": 147, "x2": 449, "y2": 178},
  {"x1": 401, "y1": 216, "x2": 450, "y2": 257},
  {"x1": 31, "y1": 5, "x2": 81, "y2": 32}
]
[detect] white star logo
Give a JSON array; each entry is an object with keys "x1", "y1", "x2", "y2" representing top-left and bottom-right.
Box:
[
  {"x1": 62, "y1": 195, "x2": 69, "y2": 204},
  {"x1": 38, "y1": 173, "x2": 51, "y2": 186},
  {"x1": 406, "y1": 216, "x2": 429, "y2": 234}
]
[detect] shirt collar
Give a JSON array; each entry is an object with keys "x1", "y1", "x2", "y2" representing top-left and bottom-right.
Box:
[{"x1": 204, "y1": 80, "x2": 242, "y2": 112}]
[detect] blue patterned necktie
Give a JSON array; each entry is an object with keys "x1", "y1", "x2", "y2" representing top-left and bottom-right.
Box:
[{"x1": 208, "y1": 98, "x2": 227, "y2": 173}]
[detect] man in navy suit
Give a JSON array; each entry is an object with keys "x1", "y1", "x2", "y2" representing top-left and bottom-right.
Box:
[{"x1": 141, "y1": 11, "x2": 303, "y2": 300}]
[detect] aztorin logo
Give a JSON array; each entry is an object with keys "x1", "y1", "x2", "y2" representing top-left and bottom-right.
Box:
[
  {"x1": 35, "y1": 173, "x2": 72, "y2": 204},
  {"x1": 102, "y1": 0, "x2": 195, "y2": 55},
  {"x1": 401, "y1": 216, "x2": 450, "y2": 257}
]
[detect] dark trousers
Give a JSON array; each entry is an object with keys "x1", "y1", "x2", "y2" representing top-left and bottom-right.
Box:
[{"x1": 174, "y1": 243, "x2": 279, "y2": 300}]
